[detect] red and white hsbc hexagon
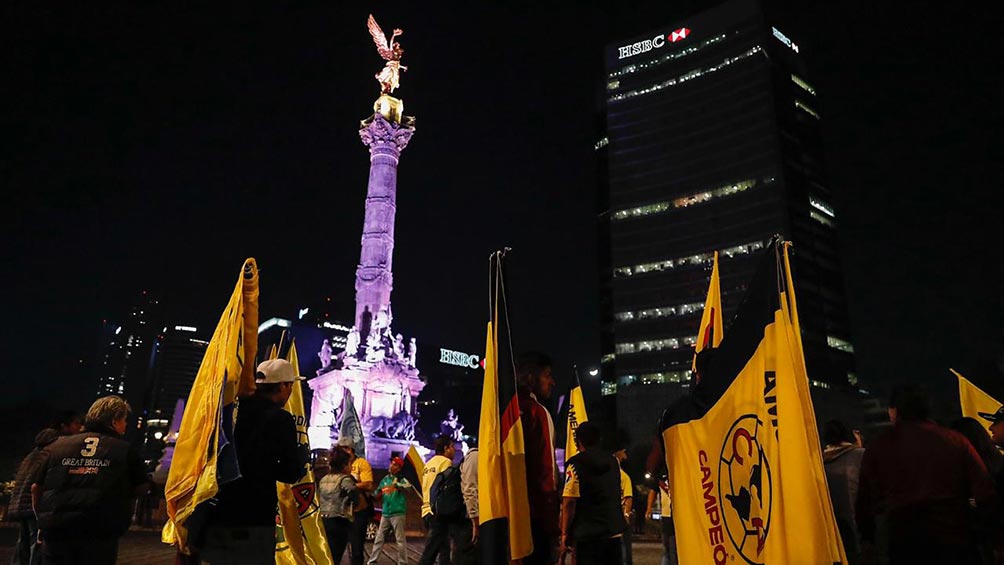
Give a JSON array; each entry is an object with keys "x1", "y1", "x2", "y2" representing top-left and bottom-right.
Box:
[{"x1": 670, "y1": 27, "x2": 691, "y2": 42}]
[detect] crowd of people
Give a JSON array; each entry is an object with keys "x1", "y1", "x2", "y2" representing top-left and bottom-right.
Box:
[{"x1": 8, "y1": 353, "x2": 1004, "y2": 565}]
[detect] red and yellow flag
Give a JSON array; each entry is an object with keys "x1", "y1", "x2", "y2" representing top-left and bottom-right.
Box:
[
  {"x1": 693, "y1": 250, "x2": 724, "y2": 373},
  {"x1": 478, "y1": 251, "x2": 533, "y2": 562}
]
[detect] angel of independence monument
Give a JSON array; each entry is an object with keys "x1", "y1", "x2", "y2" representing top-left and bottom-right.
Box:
[{"x1": 307, "y1": 15, "x2": 424, "y2": 465}]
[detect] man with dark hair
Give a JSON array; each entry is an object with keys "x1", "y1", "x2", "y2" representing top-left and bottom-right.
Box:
[
  {"x1": 201, "y1": 359, "x2": 310, "y2": 563},
  {"x1": 560, "y1": 422, "x2": 624, "y2": 565},
  {"x1": 515, "y1": 351, "x2": 559, "y2": 565},
  {"x1": 33, "y1": 397, "x2": 147, "y2": 564},
  {"x1": 856, "y1": 384, "x2": 994, "y2": 564},
  {"x1": 418, "y1": 436, "x2": 461, "y2": 565},
  {"x1": 822, "y1": 419, "x2": 865, "y2": 562},
  {"x1": 8, "y1": 411, "x2": 82, "y2": 565}
]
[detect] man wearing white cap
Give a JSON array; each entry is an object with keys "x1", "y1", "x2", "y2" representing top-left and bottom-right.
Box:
[{"x1": 199, "y1": 358, "x2": 310, "y2": 564}]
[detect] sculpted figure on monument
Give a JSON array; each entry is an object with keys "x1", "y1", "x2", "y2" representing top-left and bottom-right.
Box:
[
  {"x1": 367, "y1": 14, "x2": 407, "y2": 95},
  {"x1": 393, "y1": 333, "x2": 405, "y2": 360},
  {"x1": 317, "y1": 339, "x2": 335, "y2": 376},
  {"x1": 407, "y1": 337, "x2": 417, "y2": 367},
  {"x1": 345, "y1": 328, "x2": 360, "y2": 361},
  {"x1": 440, "y1": 409, "x2": 465, "y2": 442}
]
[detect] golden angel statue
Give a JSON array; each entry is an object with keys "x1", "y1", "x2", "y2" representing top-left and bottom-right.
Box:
[{"x1": 367, "y1": 14, "x2": 407, "y2": 95}]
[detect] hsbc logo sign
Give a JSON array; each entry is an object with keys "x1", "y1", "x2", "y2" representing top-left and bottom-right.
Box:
[{"x1": 617, "y1": 27, "x2": 691, "y2": 60}]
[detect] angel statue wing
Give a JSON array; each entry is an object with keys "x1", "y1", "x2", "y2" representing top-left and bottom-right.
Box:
[{"x1": 367, "y1": 14, "x2": 400, "y2": 61}]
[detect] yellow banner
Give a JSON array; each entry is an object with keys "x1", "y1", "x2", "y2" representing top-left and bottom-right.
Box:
[
  {"x1": 276, "y1": 343, "x2": 333, "y2": 564},
  {"x1": 664, "y1": 245, "x2": 845, "y2": 565},
  {"x1": 955, "y1": 369, "x2": 1002, "y2": 434},
  {"x1": 565, "y1": 382, "x2": 589, "y2": 460},
  {"x1": 163, "y1": 259, "x2": 259, "y2": 553}
]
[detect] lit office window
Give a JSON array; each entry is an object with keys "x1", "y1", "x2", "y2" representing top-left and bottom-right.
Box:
[
  {"x1": 615, "y1": 300, "x2": 706, "y2": 323},
  {"x1": 601, "y1": 381, "x2": 618, "y2": 396},
  {"x1": 810, "y1": 379, "x2": 832, "y2": 390},
  {"x1": 847, "y1": 373, "x2": 858, "y2": 386},
  {"x1": 810, "y1": 210, "x2": 834, "y2": 227},
  {"x1": 809, "y1": 196, "x2": 835, "y2": 218},
  {"x1": 612, "y1": 177, "x2": 772, "y2": 220},
  {"x1": 791, "y1": 74, "x2": 816, "y2": 95},
  {"x1": 795, "y1": 100, "x2": 820, "y2": 119},
  {"x1": 827, "y1": 335, "x2": 855, "y2": 353},
  {"x1": 594, "y1": 136, "x2": 609, "y2": 150},
  {"x1": 614, "y1": 240, "x2": 766, "y2": 278},
  {"x1": 615, "y1": 335, "x2": 697, "y2": 355},
  {"x1": 609, "y1": 46, "x2": 763, "y2": 102}
]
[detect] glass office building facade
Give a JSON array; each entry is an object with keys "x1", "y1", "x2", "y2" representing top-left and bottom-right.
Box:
[{"x1": 599, "y1": 0, "x2": 855, "y2": 396}]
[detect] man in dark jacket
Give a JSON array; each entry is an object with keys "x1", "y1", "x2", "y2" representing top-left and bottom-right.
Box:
[
  {"x1": 33, "y1": 398, "x2": 147, "y2": 565},
  {"x1": 199, "y1": 358, "x2": 310, "y2": 563},
  {"x1": 516, "y1": 351, "x2": 559, "y2": 565},
  {"x1": 560, "y1": 422, "x2": 625, "y2": 565},
  {"x1": 856, "y1": 385, "x2": 994, "y2": 565}
]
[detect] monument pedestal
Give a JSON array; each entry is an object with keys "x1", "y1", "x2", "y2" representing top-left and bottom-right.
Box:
[{"x1": 307, "y1": 359, "x2": 425, "y2": 454}]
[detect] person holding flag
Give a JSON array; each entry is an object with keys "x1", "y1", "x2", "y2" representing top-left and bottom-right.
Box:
[
  {"x1": 201, "y1": 358, "x2": 310, "y2": 562},
  {"x1": 517, "y1": 351, "x2": 560, "y2": 565}
]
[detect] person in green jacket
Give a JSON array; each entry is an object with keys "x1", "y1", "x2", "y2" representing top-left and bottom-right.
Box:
[{"x1": 368, "y1": 456, "x2": 412, "y2": 565}]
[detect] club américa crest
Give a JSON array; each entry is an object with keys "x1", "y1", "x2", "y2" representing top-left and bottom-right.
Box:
[{"x1": 718, "y1": 414, "x2": 773, "y2": 565}]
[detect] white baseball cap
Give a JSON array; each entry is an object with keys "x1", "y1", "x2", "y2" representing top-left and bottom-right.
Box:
[{"x1": 255, "y1": 359, "x2": 305, "y2": 384}]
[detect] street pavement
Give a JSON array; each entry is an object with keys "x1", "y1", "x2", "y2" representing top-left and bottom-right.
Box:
[{"x1": 0, "y1": 526, "x2": 667, "y2": 564}]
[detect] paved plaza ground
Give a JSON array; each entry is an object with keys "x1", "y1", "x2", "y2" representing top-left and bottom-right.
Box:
[{"x1": 0, "y1": 525, "x2": 666, "y2": 564}]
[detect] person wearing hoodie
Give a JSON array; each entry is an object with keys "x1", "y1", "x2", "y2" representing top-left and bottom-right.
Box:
[
  {"x1": 822, "y1": 420, "x2": 865, "y2": 563},
  {"x1": 33, "y1": 397, "x2": 148, "y2": 565},
  {"x1": 560, "y1": 422, "x2": 625, "y2": 565}
]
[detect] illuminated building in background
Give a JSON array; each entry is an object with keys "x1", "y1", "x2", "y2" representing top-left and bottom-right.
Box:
[
  {"x1": 94, "y1": 291, "x2": 161, "y2": 413},
  {"x1": 598, "y1": 0, "x2": 857, "y2": 424},
  {"x1": 139, "y1": 325, "x2": 209, "y2": 465}
]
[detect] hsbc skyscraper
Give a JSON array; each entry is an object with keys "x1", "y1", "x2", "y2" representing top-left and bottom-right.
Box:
[{"x1": 597, "y1": 0, "x2": 858, "y2": 427}]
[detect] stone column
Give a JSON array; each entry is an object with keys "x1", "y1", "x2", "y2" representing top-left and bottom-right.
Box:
[{"x1": 355, "y1": 113, "x2": 415, "y2": 329}]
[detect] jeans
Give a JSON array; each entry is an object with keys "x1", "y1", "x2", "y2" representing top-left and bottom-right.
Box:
[
  {"x1": 40, "y1": 531, "x2": 118, "y2": 565},
  {"x1": 367, "y1": 514, "x2": 407, "y2": 565},
  {"x1": 198, "y1": 526, "x2": 275, "y2": 565},
  {"x1": 418, "y1": 515, "x2": 465, "y2": 565},
  {"x1": 11, "y1": 517, "x2": 40, "y2": 565},
  {"x1": 660, "y1": 518, "x2": 678, "y2": 565},
  {"x1": 323, "y1": 517, "x2": 352, "y2": 564},
  {"x1": 351, "y1": 507, "x2": 374, "y2": 565},
  {"x1": 575, "y1": 536, "x2": 622, "y2": 565}
]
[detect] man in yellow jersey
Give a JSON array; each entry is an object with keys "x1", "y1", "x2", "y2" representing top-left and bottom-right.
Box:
[{"x1": 418, "y1": 437, "x2": 461, "y2": 565}]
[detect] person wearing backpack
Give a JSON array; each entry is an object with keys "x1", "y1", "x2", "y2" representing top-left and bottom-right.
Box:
[
  {"x1": 319, "y1": 448, "x2": 359, "y2": 564},
  {"x1": 418, "y1": 436, "x2": 466, "y2": 565}
]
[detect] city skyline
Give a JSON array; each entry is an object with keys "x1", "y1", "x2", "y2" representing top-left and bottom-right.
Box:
[{"x1": 5, "y1": 1, "x2": 1004, "y2": 453}]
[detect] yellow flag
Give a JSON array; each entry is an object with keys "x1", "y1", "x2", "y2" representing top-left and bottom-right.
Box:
[
  {"x1": 954, "y1": 369, "x2": 1002, "y2": 434},
  {"x1": 163, "y1": 259, "x2": 260, "y2": 553},
  {"x1": 662, "y1": 242, "x2": 846, "y2": 565},
  {"x1": 275, "y1": 342, "x2": 334, "y2": 565},
  {"x1": 565, "y1": 373, "x2": 589, "y2": 460},
  {"x1": 693, "y1": 251, "x2": 724, "y2": 372}
]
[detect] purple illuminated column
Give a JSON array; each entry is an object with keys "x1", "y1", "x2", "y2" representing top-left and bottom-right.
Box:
[{"x1": 355, "y1": 113, "x2": 415, "y2": 329}]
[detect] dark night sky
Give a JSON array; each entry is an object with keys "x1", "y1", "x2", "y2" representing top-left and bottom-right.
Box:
[{"x1": 3, "y1": 2, "x2": 1004, "y2": 459}]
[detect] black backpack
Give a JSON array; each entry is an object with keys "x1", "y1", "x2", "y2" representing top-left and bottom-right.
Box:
[{"x1": 429, "y1": 465, "x2": 465, "y2": 519}]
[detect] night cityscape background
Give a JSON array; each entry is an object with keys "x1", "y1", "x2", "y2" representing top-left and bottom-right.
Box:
[{"x1": 3, "y1": 2, "x2": 1003, "y2": 475}]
